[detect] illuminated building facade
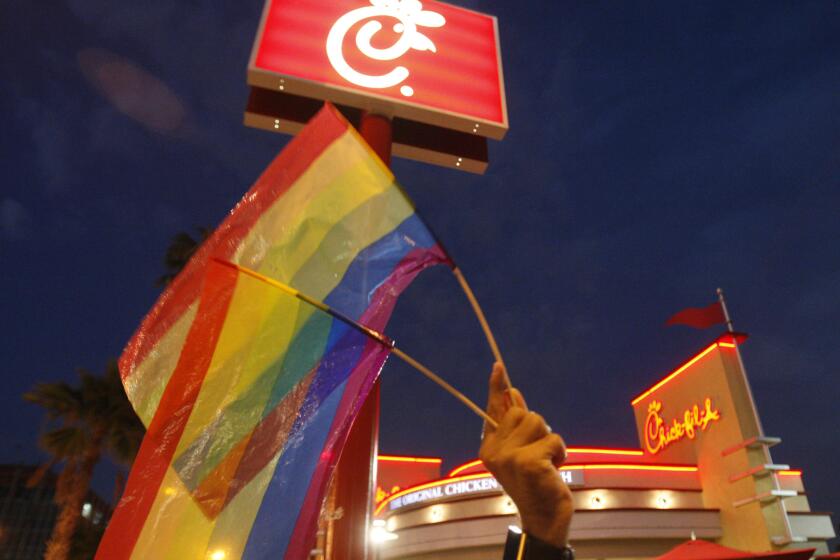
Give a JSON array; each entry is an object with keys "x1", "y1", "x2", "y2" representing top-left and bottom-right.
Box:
[
  {"x1": 372, "y1": 334, "x2": 835, "y2": 559},
  {"x1": 0, "y1": 465, "x2": 111, "y2": 560}
]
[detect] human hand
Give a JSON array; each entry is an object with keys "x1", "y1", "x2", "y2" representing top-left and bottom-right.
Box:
[{"x1": 478, "y1": 363, "x2": 573, "y2": 548}]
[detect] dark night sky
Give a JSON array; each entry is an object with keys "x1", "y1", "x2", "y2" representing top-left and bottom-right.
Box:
[{"x1": 2, "y1": 0, "x2": 839, "y2": 537}]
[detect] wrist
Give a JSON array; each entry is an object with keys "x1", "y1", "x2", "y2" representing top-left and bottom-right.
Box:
[
  {"x1": 520, "y1": 515, "x2": 570, "y2": 549},
  {"x1": 505, "y1": 529, "x2": 575, "y2": 560}
]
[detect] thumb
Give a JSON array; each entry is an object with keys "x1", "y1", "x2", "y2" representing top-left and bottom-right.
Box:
[{"x1": 485, "y1": 362, "x2": 509, "y2": 424}]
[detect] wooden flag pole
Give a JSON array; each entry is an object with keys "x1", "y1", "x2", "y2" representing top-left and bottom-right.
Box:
[
  {"x1": 353, "y1": 113, "x2": 512, "y2": 395},
  {"x1": 452, "y1": 267, "x2": 513, "y2": 392},
  {"x1": 391, "y1": 347, "x2": 497, "y2": 429}
]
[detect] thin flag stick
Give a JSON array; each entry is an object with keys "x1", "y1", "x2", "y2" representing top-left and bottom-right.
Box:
[
  {"x1": 452, "y1": 266, "x2": 513, "y2": 393},
  {"x1": 216, "y1": 259, "x2": 498, "y2": 429},
  {"x1": 390, "y1": 346, "x2": 497, "y2": 428},
  {"x1": 397, "y1": 194, "x2": 512, "y2": 393}
]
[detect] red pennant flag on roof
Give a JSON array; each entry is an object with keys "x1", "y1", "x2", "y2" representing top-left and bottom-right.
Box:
[{"x1": 665, "y1": 301, "x2": 726, "y2": 329}]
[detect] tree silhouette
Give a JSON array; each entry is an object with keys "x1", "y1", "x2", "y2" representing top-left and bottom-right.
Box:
[
  {"x1": 24, "y1": 361, "x2": 145, "y2": 560},
  {"x1": 155, "y1": 227, "x2": 212, "y2": 287}
]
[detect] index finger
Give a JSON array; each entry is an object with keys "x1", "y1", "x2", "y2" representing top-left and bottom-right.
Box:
[{"x1": 484, "y1": 362, "x2": 509, "y2": 430}]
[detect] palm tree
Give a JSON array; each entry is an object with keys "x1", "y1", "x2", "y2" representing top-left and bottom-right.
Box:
[
  {"x1": 24, "y1": 361, "x2": 145, "y2": 560},
  {"x1": 155, "y1": 227, "x2": 212, "y2": 287},
  {"x1": 69, "y1": 522, "x2": 106, "y2": 560},
  {"x1": 25, "y1": 227, "x2": 210, "y2": 558}
]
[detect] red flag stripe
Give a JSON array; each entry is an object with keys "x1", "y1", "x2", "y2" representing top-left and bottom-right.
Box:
[
  {"x1": 96, "y1": 263, "x2": 239, "y2": 559},
  {"x1": 119, "y1": 105, "x2": 350, "y2": 382}
]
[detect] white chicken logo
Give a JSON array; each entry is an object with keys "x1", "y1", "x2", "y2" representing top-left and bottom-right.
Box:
[{"x1": 326, "y1": 0, "x2": 446, "y2": 97}]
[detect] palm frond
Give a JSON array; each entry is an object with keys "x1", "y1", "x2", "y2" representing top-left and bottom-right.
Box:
[
  {"x1": 24, "y1": 382, "x2": 83, "y2": 419},
  {"x1": 107, "y1": 426, "x2": 144, "y2": 464},
  {"x1": 40, "y1": 427, "x2": 90, "y2": 458},
  {"x1": 155, "y1": 227, "x2": 211, "y2": 288},
  {"x1": 26, "y1": 460, "x2": 56, "y2": 488}
]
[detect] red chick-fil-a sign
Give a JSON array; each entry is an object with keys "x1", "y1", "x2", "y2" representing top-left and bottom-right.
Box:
[
  {"x1": 644, "y1": 398, "x2": 721, "y2": 455},
  {"x1": 248, "y1": 0, "x2": 508, "y2": 138}
]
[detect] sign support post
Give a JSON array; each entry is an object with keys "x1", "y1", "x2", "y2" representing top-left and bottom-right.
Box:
[
  {"x1": 359, "y1": 112, "x2": 393, "y2": 166},
  {"x1": 245, "y1": 1, "x2": 507, "y2": 553},
  {"x1": 323, "y1": 112, "x2": 392, "y2": 560},
  {"x1": 327, "y1": 382, "x2": 381, "y2": 560}
]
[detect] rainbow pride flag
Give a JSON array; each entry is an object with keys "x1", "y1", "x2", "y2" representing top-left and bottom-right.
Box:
[
  {"x1": 119, "y1": 102, "x2": 450, "y2": 426},
  {"x1": 98, "y1": 260, "x2": 392, "y2": 558},
  {"x1": 102, "y1": 104, "x2": 451, "y2": 559}
]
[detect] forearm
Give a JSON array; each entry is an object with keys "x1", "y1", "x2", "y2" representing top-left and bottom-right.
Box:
[{"x1": 480, "y1": 365, "x2": 575, "y2": 559}]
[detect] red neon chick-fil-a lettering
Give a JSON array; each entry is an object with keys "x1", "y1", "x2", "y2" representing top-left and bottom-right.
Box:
[{"x1": 644, "y1": 398, "x2": 720, "y2": 454}]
